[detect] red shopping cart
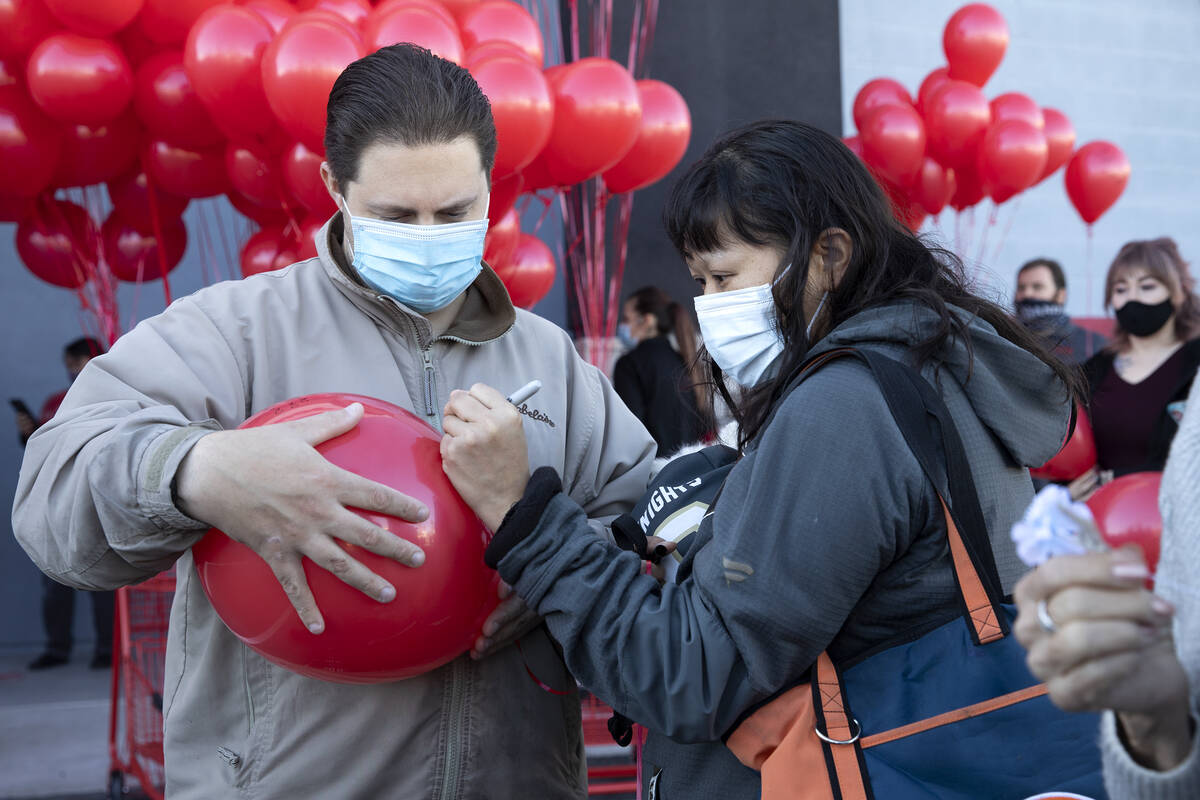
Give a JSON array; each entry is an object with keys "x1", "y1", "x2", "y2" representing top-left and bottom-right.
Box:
[{"x1": 107, "y1": 571, "x2": 175, "y2": 800}]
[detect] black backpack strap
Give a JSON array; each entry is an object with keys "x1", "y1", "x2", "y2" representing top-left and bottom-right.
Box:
[{"x1": 784, "y1": 347, "x2": 1009, "y2": 643}]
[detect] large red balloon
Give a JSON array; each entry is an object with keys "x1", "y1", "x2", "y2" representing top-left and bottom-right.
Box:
[
  {"x1": 464, "y1": 39, "x2": 535, "y2": 70},
  {"x1": 107, "y1": 167, "x2": 190, "y2": 228},
  {"x1": 923, "y1": 79, "x2": 990, "y2": 170},
  {"x1": 458, "y1": 1, "x2": 542, "y2": 65},
  {"x1": 1030, "y1": 405, "x2": 1097, "y2": 482},
  {"x1": 916, "y1": 66, "x2": 950, "y2": 114},
  {"x1": 134, "y1": 50, "x2": 224, "y2": 148},
  {"x1": 53, "y1": 111, "x2": 141, "y2": 188},
  {"x1": 283, "y1": 141, "x2": 336, "y2": 218},
  {"x1": 26, "y1": 33, "x2": 135, "y2": 125},
  {"x1": 535, "y1": 58, "x2": 641, "y2": 187},
  {"x1": 239, "y1": 224, "x2": 298, "y2": 276},
  {"x1": 470, "y1": 53, "x2": 552, "y2": 177},
  {"x1": 115, "y1": 22, "x2": 169, "y2": 70},
  {"x1": 228, "y1": 190, "x2": 290, "y2": 227},
  {"x1": 989, "y1": 92, "x2": 1043, "y2": 130},
  {"x1": 0, "y1": 89, "x2": 63, "y2": 196},
  {"x1": 365, "y1": 5, "x2": 463, "y2": 63},
  {"x1": 373, "y1": 0, "x2": 457, "y2": 30},
  {"x1": 136, "y1": 0, "x2": 226, "y2": 45},
  {"x1": 494, "y1": 232, "x2": 554, "y2": 308},
  {"x1": 483, "y1": 206, "x2": 518, "y2": 268},
  {"x1": 486, "y1": 170, "x2": 521, "y2": 222},
  {"x1": 1065, "y1": 141, "x2": 1130, "y2": 225},
  {"x1": 101, "y1": 209, "x2": 187, "y2": 281},
  {"x1": 239, "y1": 0, "x2": 295, "y2": 34},
  {"x1": 860, "y1": 103, "x2": 926, "y2": 189},
  {"x1": 296, "y1": 0, "x2": 370, "y2": 28},
  {"x1": 0, "y1": 193, "x2": 32, "y2": 222},
  {"x1": 192, "y1": 394, "x2": 500, "y2": 682},
  {"x1": 602, "y1": 79, "x2": 691, "y2": 194},
  {"x1": 145, "y1": 138, "x2": 229, "y2": 198},
  {"x1": 942, "y1": 3, "x2": 1008, "y2": 87},
  {"x1": 949, "y1": 162, "x2": 985, "y2": 211},
  {"x1": 978, "y1": 119, "x2": 1047, "y2": 204},
  {"x1": 912, "y1": 157, "x2": 955, "y2": 216},
  {"x1": 1086, "y1": 471, "x2": 1162, "y2": 583},
  {"x1": 16, "y1": 198, "x2": 98, "y2": 288},
  {"x1": 0, "y1": 0, "x2": 59, "y2": 59},
  {"x1": 45, "y1": 0, "x2": 144, "y2": 37},
  {"x1": 226, "y1": 141, "x2": 289, "y2": 208},
  {"x1": 851, "y1": 78, "x2": 913, "y2": 133},
  {"x1": 1039, "y1": 107, "x2": 1075, "y2": 182},
  {"x1": 185, "y1": 5, "x2": 277, "y2": 142},
  {"x1": 439, "y1": 0, "x2": 481, "y2": 22},
  {"x1": 262, "y1": 18, "x2": 366, "y2": 152}
]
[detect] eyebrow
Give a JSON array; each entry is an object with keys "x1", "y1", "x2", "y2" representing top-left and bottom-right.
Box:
[{"x1": 366, "y1": 196, "x2": 478, "y2": 217}]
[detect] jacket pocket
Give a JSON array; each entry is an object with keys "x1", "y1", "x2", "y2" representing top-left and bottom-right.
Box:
[{"x1": 220, "y1": 644, "x2": 271, "y2": 790}]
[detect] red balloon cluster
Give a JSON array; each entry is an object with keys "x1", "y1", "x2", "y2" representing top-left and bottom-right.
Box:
[
  {"x1": 841, "y1": 3, "x2": 1129, "y2": 231},
  {"x1": 2, "y1": 0, "x2": 688, "y2": 308},
  {"x1": 192, "y1": 393, "x2": 501, "y2": 683}
]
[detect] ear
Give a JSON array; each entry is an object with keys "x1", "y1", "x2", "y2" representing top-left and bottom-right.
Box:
[
  {"x1": 320, "y1": 162, "x2": 342, "y2": 206},
  {"x1": 1054, "y1": 288, "x2": 1067, "y2": 305},
  {"x1": 806, "y1": 228, "x2": 854, "y2": 291}
]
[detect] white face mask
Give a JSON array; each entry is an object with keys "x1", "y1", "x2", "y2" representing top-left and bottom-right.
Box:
[{"x1": 694, "y1": 270, "x2": 826, "y2": 388}]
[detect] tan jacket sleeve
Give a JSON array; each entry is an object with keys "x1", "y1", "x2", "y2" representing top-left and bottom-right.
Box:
[
  {"x1": 13, "y1": 294, "x2": 247, "y2": 590},
  {"x1": 558, "y1": 351, "x2": 656, "y2": 525}
]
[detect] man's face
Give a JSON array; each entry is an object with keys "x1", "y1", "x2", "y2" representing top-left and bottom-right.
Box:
[
  {"x1": 63, "y1": 354, "x2": 90, "y2": 382},
  {"x1": 322, "y1": 136, "x2": 490, "y2": 227},
  {"x1": 1015, "y1": 265, "x2": 1066, "y2": 305}
]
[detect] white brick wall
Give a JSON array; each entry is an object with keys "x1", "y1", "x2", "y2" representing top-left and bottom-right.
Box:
[{"x1": 839, "y1": 0, "x2": 1200, "y2": 315}]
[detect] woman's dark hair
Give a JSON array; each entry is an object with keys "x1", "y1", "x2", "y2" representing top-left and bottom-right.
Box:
[
  {"x1": 324, "y1": 44, "x2": 497, "y2": 189},
  {"x1": 664, "y1": 119, "x2": 1078, "y2": 451},
  {"x1": 626, "y1": 286, "x2": 711, "y2": 419},
  {"x1": 1103, "y1": 237, "x2": 1200, "y2": 350}
]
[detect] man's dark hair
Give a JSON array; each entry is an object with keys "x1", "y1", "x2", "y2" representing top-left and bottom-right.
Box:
[
  {"x1": 324, "y1": 44, "x2": 497, "y2": 190},
  {"x1": 1018, "y1": 258, "x2": 1067, "y2": 291},
  {"x1": 64, "y1": 337, "x2": 105, "y2": 359}
]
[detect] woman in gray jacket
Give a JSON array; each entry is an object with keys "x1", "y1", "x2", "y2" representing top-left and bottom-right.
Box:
[{"x1": 440, "y1": 120, "x2": 1077, "y2": 798}]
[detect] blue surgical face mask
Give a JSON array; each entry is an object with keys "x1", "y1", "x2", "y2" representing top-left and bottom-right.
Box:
[
  {"x1": 617, "y1": 323, "x2": 636, "y2": 350},
  {"x1": 339, "y1": 197, "x2": 488, "y2": 313}
]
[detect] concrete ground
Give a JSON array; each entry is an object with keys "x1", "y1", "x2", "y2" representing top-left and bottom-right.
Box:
[{"x1": 0, "y1": 650, "x2": 120, "y2": 800}]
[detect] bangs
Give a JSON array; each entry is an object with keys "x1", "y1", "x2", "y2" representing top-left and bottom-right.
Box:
[
  {"x1": 1107, "y1": 240, "x2": 1184, "y2": 300},
  {"x1": 664, "y1": 151, "x2": 775, "y2": 259}
]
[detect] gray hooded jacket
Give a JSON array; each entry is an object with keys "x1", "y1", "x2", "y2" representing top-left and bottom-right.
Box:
[{"x1": 492, "y1": 302, "x2": 1070, "y2": 799}]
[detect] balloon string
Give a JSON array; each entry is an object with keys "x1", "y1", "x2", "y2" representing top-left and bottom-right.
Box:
[
  {"x1": 605, "y1": 191, "x2": 634, "y2": 342},
  {"x1": 972, "y1": 200, "x2": 998, "y2": 276},
  {"x1": 515, "y1": 638, "x2": 573, "y2": 695},
  {"x1": 989, "y1": 195, "x2": 1023, "y2": 267},
  {"x1": 1086, "y1": 225, "x2": 1095, "y2": 315}
]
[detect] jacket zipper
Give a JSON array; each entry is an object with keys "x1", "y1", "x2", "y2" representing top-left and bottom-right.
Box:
[
  {"x1": 421, "y1": 347, "x2": 438, "y2": 423},
  {"x1": 438, "y1": 658, "x2": 468, "y2": 800}
]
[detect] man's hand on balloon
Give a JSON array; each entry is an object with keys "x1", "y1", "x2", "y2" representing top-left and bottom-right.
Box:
[
  {"x1": 471, "y1": 581, "x2": 542, "y2": 660},
  {"x1": 174, "y1": 403, "x2": 429, "y2": 634},
  {"x1": 440, "y1": 383, "x2": 531, "y2": 532},
  {"x1": 1014, "y1": 548, "x2": 1192, "y2": 771}
]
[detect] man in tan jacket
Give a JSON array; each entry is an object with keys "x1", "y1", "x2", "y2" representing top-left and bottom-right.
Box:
[{"x1": 13, "y1": 44, "x2": 655, "y2": 799}]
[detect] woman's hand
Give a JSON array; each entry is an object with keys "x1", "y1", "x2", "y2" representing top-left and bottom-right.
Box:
[
  {"x1": 441, "y1": 383, "x2": 531, "y2": 531},
  {"x1": 1014, "y1": 549, "x2": 1193, "y2": 770}
]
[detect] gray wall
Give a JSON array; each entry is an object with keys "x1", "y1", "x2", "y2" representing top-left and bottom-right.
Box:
[{"x1": 840, "y1": 0, "x2": 1200, "y2": 315}]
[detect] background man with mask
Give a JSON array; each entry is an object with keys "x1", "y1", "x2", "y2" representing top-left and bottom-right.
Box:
[
  {"x1": 14, "y1": 44, "x2": 655, "y2": 799},
  {"x1": 1013, "y1": 257, "x2": 1106, "y2": 364},
  {"x1": 13, "y1": 336, "x2": 114, "y2": 671}
]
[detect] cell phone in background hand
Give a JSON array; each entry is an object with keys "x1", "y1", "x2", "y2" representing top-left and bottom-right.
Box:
[{"x1": 9, "y1": 398, "x2": 32, "y2": 417}]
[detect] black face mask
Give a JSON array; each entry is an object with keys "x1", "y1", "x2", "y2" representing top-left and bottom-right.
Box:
[
  {"x1": 1014, "y1": 297, "x2": 1065, "y2": 323},
  {"x1": 1115, "y1": 299, "x2": 1174, "y2": 338}
]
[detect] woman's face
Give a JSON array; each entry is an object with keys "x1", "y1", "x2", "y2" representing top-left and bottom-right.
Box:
[
  {"x1": 686, "y1": 239, "x2": 787, "y2": 296},
  {"x1": 1109, "y1": 267, "x2": 1173, "y2": 311}
]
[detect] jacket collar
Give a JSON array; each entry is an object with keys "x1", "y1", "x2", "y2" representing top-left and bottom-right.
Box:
[{"x1": 316, "y1": 214, "x2": 517, "y2": 347}]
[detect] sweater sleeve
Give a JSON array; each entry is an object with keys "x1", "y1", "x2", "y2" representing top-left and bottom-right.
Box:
[
  {"x1": 12, "y1": 294, "x2": 247, "y2": 590},
  {"x1": 1100, "y1": 711, "x2": 1200, "y2": 799},
  {"x1": 492, "y1": 360, "x2": 931, "y2": 741}
]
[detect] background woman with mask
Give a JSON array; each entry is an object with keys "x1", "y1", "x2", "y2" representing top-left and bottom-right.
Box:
[
  {"x1": 440, "y1": 119, "x2": 1077, "y2": 798},
  {"x1": 613, "y1": 286, "x2": 712, "y2": 456},
  {"x1": 1071, "y1": 238, "x2": 1200, "y2": 500}
]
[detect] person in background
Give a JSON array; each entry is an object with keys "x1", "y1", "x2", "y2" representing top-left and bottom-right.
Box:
[
  {"x1": 1014, "y1": 381, "x2": 1199, "y2": 797},
  {"x1": 13, "y1": 337, "x2": 114, "y2": 671},
  {"x1": 613, "y1": 287, "x2": 712, "y2": 456},
  {"x1": 1014, "y1": 257, "x2": 1106, "y2": 364},
  {"x1": 1072, "y1": 239, "x2": 1200, "y2": 499}
]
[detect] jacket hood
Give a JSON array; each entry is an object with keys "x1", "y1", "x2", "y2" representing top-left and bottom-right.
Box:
[{"x1": 808, "y1": 301, "x2": 1070, "y2": 468}]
